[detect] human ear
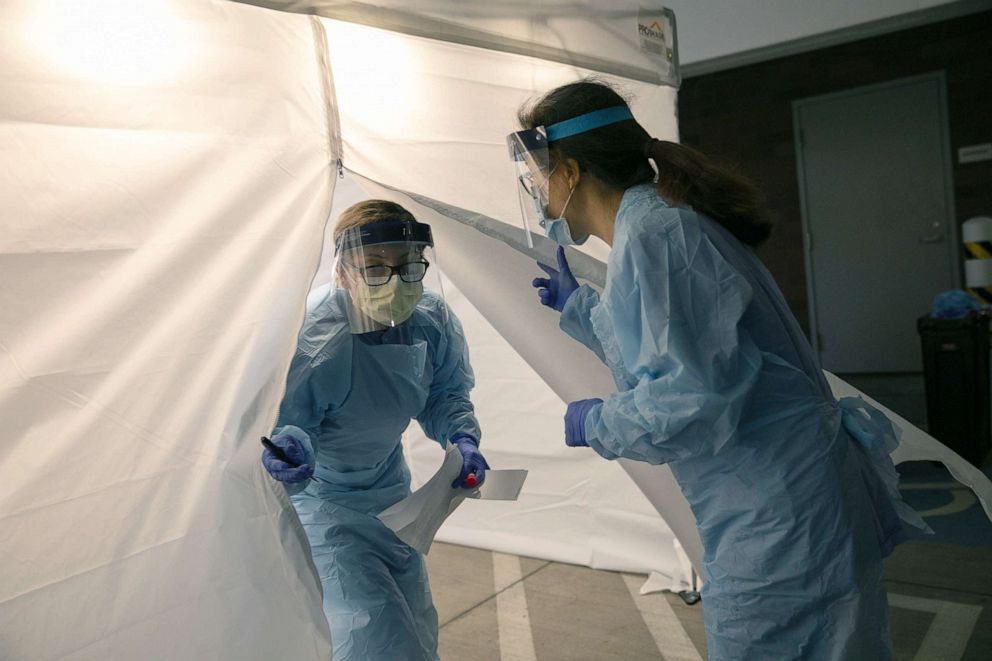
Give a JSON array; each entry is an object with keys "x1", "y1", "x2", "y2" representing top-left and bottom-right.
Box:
[{"x1": 564, "y1": 157, "x2": 581, "y2": 189}]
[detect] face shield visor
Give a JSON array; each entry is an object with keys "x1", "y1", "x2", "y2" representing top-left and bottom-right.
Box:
[
  {"x1": 507, "y1": 126, "x2": 551, "y2": 248},
  {"x1": 332, "y1": 219, "x2": 445, "y2": 334},
  {"x1": 506, "y1": 106, "x2": 636, "y2": 246}
]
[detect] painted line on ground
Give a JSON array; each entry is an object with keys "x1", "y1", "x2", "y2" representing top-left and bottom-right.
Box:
[
  {"x1": 494, "y1": 552, "x2": 537, "y2": 661},
  {"x1": 888, "y1": 592, "x2": 982, "y2": 660},
  {"x1": 623, "y1": 574, "x2": 702, "y2": 661}
]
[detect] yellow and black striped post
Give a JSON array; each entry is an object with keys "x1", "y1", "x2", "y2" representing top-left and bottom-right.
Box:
[{"x1": 963, "y1": 216, "x2": 992, "y2": 304}]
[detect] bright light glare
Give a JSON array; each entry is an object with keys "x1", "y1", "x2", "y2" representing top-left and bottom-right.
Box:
[
  {"x1": 31, "y1": 0, "x2": 191, "y2": 85},
  {"x1": 322, "y1": 19, "x2": 421, "y2": 132}
]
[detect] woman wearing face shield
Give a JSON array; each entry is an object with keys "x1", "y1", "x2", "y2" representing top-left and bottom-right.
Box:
[
  {"x1": 510, "y1": 80, "x2": 927, "y2": 660},
  {"x1": 260, "y1": 200, "x2": 488, "y2": 661}
]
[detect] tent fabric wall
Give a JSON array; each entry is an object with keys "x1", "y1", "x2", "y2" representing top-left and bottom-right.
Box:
[
  {"x1": 1, "y1": 2, "x2": 334, "y2": 658},
  {"x1": 318, "y1": 15, "x2": 680, "y2": 235}
]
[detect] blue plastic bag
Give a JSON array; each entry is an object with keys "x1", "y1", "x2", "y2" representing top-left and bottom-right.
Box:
[{"x1": 931, "y1": 289, "x2": 982, "y2": 319}]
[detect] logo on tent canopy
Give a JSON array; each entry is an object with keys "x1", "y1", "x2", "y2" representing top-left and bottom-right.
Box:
[
  {"x1": 637, "y1": 12, "x2": 667, "y2": 57},
  {"x1": 639, "y1": 21, "x2": 666, "y2": 40}
]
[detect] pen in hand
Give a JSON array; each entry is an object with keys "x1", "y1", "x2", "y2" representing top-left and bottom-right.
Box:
[{"x1": 261, "y1": 435, "x2": 316, "y2": 482}]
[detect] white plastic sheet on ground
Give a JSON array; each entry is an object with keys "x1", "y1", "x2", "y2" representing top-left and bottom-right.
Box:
[
  {"x1": 1, "y1": 1, "x2": 334, "y2": 658},
  {"x1": 826, "y1": 373, "x2": 992, "y2": 520}
]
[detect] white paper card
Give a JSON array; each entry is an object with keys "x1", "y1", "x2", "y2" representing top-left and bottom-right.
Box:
[{"x1": 378, "y1": 447, "x2": 528, "y2": 554}]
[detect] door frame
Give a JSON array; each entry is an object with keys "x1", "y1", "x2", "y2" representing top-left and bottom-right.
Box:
[{"x1": 792, "y1": 71, "x2": 960, "y2": 360}]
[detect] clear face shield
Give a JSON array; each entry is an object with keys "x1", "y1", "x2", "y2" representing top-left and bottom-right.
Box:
[
  {"x1": 332, "y1": 219, "x2": 446, "y2": 334},
  {"x1": 506, "y1": 106, "x2": 637, "y2": 247},
  {"x1": 507, "y1": 127, "x2": 551, "y2": 249}
]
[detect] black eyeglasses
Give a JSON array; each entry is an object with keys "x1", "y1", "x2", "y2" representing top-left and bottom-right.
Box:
[
  {"x1": 518, "y1": 164, "x2": 556, "y2": 200},
  {"x1": 347, "y1": 260, "x2": 430, "y2": 287},
  {"x1": 518, "y1": 173, "x2": 538, "y2": 199}
]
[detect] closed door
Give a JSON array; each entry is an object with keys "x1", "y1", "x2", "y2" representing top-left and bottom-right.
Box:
[{"x1": 795, "y1": 73, "x2": 957, "y2": 373}]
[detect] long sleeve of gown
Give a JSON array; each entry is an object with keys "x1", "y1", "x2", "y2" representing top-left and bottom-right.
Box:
[
  {"x1": 584, "y1": 213, "x2": 763, "y2": 464},
  {"x1": 415, "y1": 303, "x2": 481, "y2": 445}
]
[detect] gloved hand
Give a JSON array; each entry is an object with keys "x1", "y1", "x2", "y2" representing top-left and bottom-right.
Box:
[
  {"x1": 533, "y1": 245, "x2": 579, "y2": 312},
  {"x1": 565, "y1": 398, "x2": 603, "y2": 448},
  {"x1": 262, "y1": 432, "x2": 314, "y2": 483},
  {"x1": 450, "y1": 433, "x2": 490, "y2": 488}
]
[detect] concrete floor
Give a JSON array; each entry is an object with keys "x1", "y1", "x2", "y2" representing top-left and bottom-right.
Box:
[
  {"x1": 426, "y1": 539, "x2": 992, "y2": 660},
  {"x1": 426, "y1": 374, "x2": 992, "y2": 660}
]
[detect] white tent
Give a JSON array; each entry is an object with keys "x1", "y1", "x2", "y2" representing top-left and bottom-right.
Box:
[{"x1": 2, "y1": 2, "x2": 989, "y2": 659}]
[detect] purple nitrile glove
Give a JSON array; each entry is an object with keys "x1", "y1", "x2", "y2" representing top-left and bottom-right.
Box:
[
  {"x1": 565, "y1": 398, "x2": 603, "y2": 448},
  {"x1": 450, "y1": 433, "x2": 490, "y2": 488},
  {"x1": 261, "y1": 432, "x2": 314, "y2": 483},
  {"x1": 532, "y1": 246, "x2": 579, "y2": 312}
]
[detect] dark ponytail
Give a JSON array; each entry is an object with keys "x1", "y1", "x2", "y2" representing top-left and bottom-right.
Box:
[
  {"x1": 647, "y1": 139, "x2": 772, "y2": 247},
  {"x1": 518, "y1": 78, "x2": 772, "y2": 247}
]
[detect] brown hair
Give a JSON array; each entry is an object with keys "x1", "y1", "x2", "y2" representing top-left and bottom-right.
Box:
[
  {"x1": 333, "y1": 199, "x2": 416, "y2": 241},
  {"x1": 518, "y1": 78, "x2": 772, "y2": 247}
]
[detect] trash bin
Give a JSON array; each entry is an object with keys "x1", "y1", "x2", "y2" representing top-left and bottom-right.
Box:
[{"x1": 918, "y1": 315, "x2": 991, "y2": 466}]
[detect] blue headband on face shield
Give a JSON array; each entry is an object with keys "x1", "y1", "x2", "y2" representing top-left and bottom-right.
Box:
[{"x1": 545, "y1": 106, "x2": 635, "y2": 141}]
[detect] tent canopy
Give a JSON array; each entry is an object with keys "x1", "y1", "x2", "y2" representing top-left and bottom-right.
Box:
[{"x1": 238, "y1": 0, "x2": 679, "y2": 86}]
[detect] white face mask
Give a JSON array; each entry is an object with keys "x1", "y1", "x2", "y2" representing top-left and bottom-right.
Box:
[
  {"x1": 352, "y1": 279, "x2": 423, "y2": 327},
  {"x1": 538, "y1": 166, "x2": 587, "y2": 246}
]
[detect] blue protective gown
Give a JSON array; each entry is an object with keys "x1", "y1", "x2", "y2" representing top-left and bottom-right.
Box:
[
  {"x1": 560, "y1": 184, "x2": 927, "y2": 660},
  {"x1": 275, "y1": 285, "x2": 480, "y2": 661}
]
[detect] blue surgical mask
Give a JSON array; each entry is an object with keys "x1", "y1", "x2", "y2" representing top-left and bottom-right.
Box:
[{"x1": 538, "y1": 169, "x2": 587, "y2": 246}]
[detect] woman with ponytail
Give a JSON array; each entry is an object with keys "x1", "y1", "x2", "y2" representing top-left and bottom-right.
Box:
[{"x1": 510, "y1": 80, "x2": 925, "y2": 660}]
